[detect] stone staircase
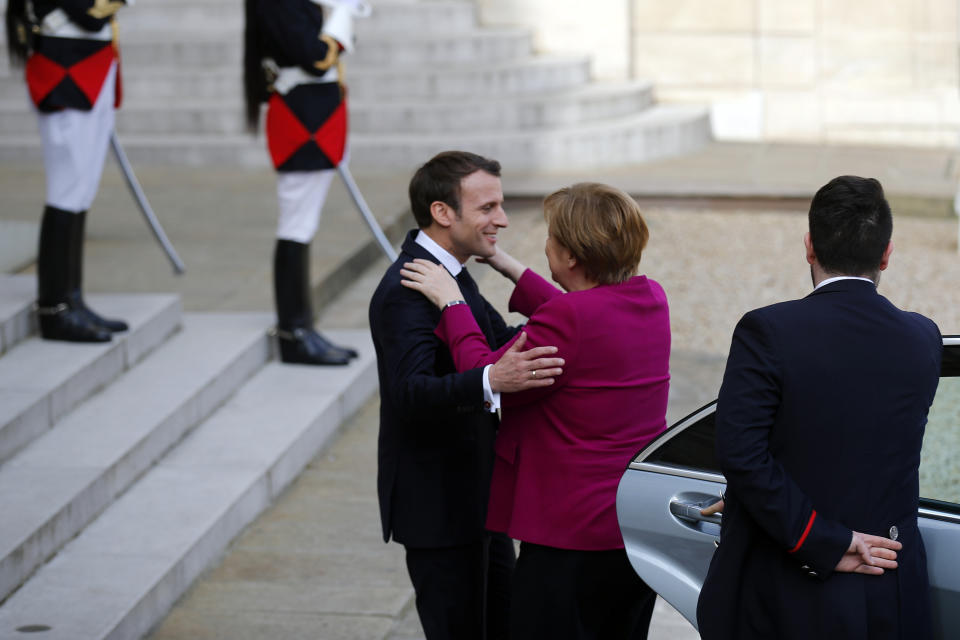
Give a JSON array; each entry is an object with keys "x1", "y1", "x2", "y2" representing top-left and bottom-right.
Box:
[
  {"x1": 0, "y1": 0, "x2": 711, "y2": 170},
  {"x1": 0, "y1": 276, "x2": 377, "y2": 639}
]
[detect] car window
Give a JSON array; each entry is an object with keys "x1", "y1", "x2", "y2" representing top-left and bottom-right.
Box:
[
  {"x1": 643, "y1": 406, "x2": 721, "y2": 474},
  {"x1": 636, "y1": 342, "x2": 960, "y2": 496},
  {"x1": 919, "y1": 342, "x2": 960, "y2": 511}
]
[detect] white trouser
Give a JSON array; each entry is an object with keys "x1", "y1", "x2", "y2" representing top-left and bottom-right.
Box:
[
  {"x1": 36, "y1": 61, "x2": 117, "y2": 213},
  {"x1": 275, "y1": 169, "x2": 336, "y2": 243}
]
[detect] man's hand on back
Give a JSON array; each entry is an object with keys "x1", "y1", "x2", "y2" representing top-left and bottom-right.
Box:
[
  {"x1": 834, "y1": 531, "x2": 901, "y2": 575},
  {"x1": 490, "y1": 332, "x2": 564, "y2": 393}
]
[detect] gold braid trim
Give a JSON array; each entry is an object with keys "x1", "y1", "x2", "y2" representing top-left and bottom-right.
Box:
[
  {"x1": 87, "y1": 0, "x2": 125, "y2": 20},
  {"x1": 313, "y1": 33, "x2": 340, "y2": 72}
]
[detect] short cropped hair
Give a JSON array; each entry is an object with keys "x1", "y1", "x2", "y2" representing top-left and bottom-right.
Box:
[
  {"x1": 808, "y1": 176, "x2": 892, "y2": 276},
  {"x1": 543, "y1": 183, "x2": 648, "y2": 285},
  {"x1": 408, "y1": 151, "x2": 502, "y2": 228}
]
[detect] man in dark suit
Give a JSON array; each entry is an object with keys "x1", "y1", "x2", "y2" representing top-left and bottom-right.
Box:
[
  {"x1": 369, "y1": 151, "x2": 564, "y2": 640},
  {"x1": 697, "y1": 175, "x2": 942, "y2": 639}
]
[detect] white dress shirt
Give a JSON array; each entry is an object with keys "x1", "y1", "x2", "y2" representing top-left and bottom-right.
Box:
[{"x1": 814, "y1": 275, "x2": 875, "y2": 291}]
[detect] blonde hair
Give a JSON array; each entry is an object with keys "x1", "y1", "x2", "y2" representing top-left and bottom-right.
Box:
[{"x1": 543, "y1": 182, "x2": 648, "y2": 285}]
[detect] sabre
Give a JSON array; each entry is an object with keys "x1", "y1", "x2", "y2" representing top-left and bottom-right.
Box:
[
  {"x1": 109, "y1": 131, "x2": 186, "y2": 274},
  {"x1": 311, "y1": 0, "x2": 392, "y2": 259},
  {"x1": 337, "y1": 163, "x2": 398, "y2": 261}
]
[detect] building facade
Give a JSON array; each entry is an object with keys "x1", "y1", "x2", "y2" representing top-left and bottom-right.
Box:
[{"x1": 478, "y1": 0, "x2": 960, "y2": 148}]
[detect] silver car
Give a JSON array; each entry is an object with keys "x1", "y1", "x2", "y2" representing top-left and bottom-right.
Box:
[{"x1": 617, "y1": 336, "x2": 960, "y2": 638}]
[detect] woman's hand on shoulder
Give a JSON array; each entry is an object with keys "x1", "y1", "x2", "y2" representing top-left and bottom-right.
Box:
[
  {"x1": 476, "y1": 247, "x2": 525, "y2": 283},
  {"x1": 400, "y1": 259, "x2": 464, "y2": 309}
]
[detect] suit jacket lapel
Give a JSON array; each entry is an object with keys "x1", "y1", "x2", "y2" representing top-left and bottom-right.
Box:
[{"x1": 400, "y1": 230, "x2": 436, "y2": 262}]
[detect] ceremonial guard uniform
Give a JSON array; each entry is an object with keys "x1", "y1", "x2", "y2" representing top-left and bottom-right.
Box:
[
  {"x1": 244, "y1": 0, "x2": 360, "y2": 365},
  {"x1": 5, "y1": 0, "x2": 131, "y2": 342}
]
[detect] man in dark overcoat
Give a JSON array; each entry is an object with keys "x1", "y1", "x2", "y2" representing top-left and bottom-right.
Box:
[{"x1": 698, "y1": 175, "x2": 941, "y2": 639}]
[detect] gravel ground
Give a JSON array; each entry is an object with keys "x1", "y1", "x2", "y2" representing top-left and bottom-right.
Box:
[
  {"x1": 477, "y1": 201, "x2": 960, "y2": 515},
  {"x1": 478, "y1": 204, "x2": 960, "y2": 357}
]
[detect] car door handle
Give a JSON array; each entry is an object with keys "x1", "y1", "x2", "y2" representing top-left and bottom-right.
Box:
[{"x1": 669, "y1": 497, "x2": 722, "y2": 526}]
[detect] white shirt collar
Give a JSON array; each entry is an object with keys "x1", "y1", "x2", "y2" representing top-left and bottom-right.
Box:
[
  {"x1": 814, "y1": 275, "x2": 875, "y2": 291},
  {"x1": 415, "y1": 230, "x2": 464, "y2": 276}
]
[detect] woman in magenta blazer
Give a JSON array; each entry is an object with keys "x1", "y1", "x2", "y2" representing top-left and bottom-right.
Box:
[{"x1": 401, "y1": 182, "x2": 670, "y2": 639}]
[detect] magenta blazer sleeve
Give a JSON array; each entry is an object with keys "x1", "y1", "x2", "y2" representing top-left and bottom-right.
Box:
[
  {"x1": 507, "y1": 269, "x2": 563, "y2": 316},
  {"x1": 436, "y1": 270, "x2": 577, "y2": 407}
]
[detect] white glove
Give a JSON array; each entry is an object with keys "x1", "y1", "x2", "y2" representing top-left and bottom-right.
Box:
[
  {"x1": 310, "y1": 0, "x2": 372, "y2": 18},
  {"x1": 321, "y1": 4, "x2": 356, "y2": 53}
]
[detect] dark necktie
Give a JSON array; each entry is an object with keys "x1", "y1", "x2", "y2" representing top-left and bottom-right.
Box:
[
  {"x1": 456, "y1": 267, "x2": 495, "y2": 344},
  {"x1": 456, "y1": 267, "x2": 478, "y2": 302}
]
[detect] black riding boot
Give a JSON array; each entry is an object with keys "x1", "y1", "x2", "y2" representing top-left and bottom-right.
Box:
[
  {"x1": 36, "y1": 205, "x2": 111, "y2": 342},
  {"x1": 67, "y1": 210, "x2": 129, "y2": 333},
  {"x1": 273, "y1": 239, "x2": 357, "y2": 365}
]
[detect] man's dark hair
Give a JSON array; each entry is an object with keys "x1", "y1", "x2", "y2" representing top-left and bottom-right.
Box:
[
  {"x1": 808, "y1": 175, "x2": 892, "y2": 276},
  {"x1": 408, "y1": 151, "x2": 501, "y2": 228},
  {"x1": 242, "y1": 0, "x2": 269, "y2": 134}
]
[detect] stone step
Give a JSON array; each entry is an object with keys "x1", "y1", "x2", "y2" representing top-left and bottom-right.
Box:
[
  {"x1": 0, "y1": 276, "x2": 34, "y2": 356},
  {"x1": 118, "y1": 0, "x2": 477, "y2": 35},
  {"x1": 0, "y1": 82, "x2": 653, "y2": 136},
  {"x1": 350, "y1": 28, "x2": 532, "y2": 65},
  {"x1": 0, "y1": 0, "x2": 714, "y2": 169},
  {"x1": 350, "y1": 82, "x2": 656, "y2": 132},
  {"x1": 108, "y1": 27, "x2": 532, "y2": 68},
  {"x1": 0, "y1": 330, "x2": 376, "y2": 640},
  {"x1": 0, "y1": 292, "x2": 181, "y2": 465},
  {"x1": 359, "y1": 0, "x2": 480, "y2": 33},
  {"x1": 0, "y1": 312, "x2": 270, "y2": 606},
  {"x1": 0, "y1": 104, "x2": 710, "y2": 169},
  {"x1": 0, "y1": 222, "x2": 36, "y2": 275},
  {"x1": 0, "y1": 134, "x2": 265, "y2": 168},
  {"x1": 347, "y1": 104, "x2": 714, "y2": 169},
  {"x1": 0, "y1": 54, "x2": 592, "y2": 102}
]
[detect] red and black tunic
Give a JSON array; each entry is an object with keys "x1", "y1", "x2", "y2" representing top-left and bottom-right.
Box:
[
  {"x1": 23, "y1": 1, "x2": 123, "y2": 112},
  {"x1": 249, "y1": 0, "x2": 347, "y2": 172}
]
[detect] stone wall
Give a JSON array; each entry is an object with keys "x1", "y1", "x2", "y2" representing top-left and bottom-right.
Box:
[
  {"x1": 478, "y1": 0, "x2": 632, "y2": 79},
  {"x1": 477, "y1": 0, "x2": 960, "y2": 148}
]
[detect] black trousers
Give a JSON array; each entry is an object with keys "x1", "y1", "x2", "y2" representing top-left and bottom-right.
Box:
[
  {"x1": 404, "y1": 532, "x2": 516, "y2": 640},
  {"x1": 510, "y1": 542, "x2": 656, "y2": 640}
]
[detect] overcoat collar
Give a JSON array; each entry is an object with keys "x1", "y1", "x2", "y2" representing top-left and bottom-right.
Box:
[{"x1": 806, "y1": 277, "x2": 878, "y2": 298}]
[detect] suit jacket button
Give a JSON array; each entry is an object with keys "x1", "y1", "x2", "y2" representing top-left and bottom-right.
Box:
[
  {"x1": 889, "y1": 525, "x2": 898, "y2": 541},
  {"x1": 800, "y1": 565, "x2": 811, "y2": 571},
  {"x1": 807, "y1": 571, "x2": 818, "y2": 578},
  {"x1": 483, "y1": 401, "x2": 492, "y2": 410}
]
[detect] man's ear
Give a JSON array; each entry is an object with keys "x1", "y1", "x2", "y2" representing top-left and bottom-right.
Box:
[
  {"x1": 804, "y1": 232, "x2": 817, "y2": 266},
  {"x1": 878, "y1": 241, "x2": 893, "y2": 271},
  {"x1": 431, "y1": 201, "x2": 454, "y2": 228}
]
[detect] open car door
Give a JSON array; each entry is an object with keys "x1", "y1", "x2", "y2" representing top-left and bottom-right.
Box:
[
  {"x1": 616, "y1": 337, "x2": 960, "y2": 637},
  {"x1": 616, "y1": 402, "x2": 723, "y2": 627}
]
